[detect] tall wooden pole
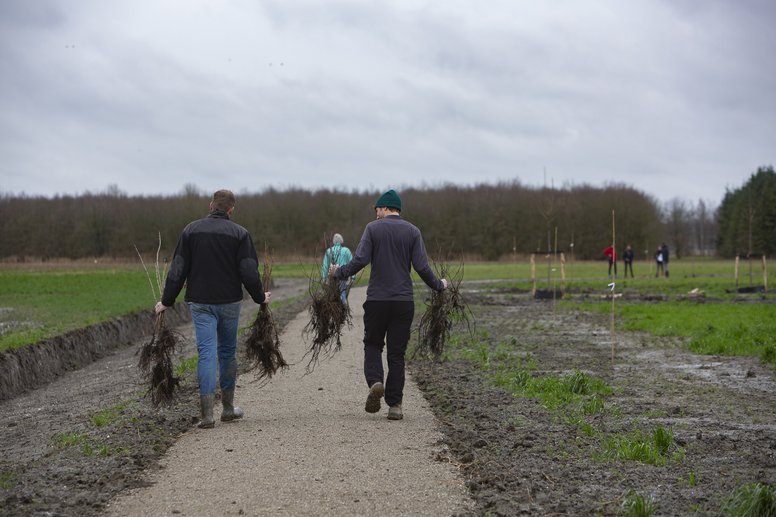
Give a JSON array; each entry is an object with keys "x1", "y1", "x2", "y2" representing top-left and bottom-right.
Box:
[
  {"x1": 611, "y1": 210, "x2": 616, "y2": 363},
  {"x1": 553, "y1": 226, "x2": 558, "y2": 310}
]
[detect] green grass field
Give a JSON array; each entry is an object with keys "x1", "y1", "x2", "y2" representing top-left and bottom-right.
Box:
[
  {"x1": 1, "y1": 259, "x2": 772, "y2": 365},
  {"x1": 568, "y1": 300, "x2": 776, "y2": 368}
]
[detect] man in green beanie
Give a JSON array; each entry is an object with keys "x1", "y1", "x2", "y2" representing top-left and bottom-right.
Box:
[{"x1": 329, "y1": 189, "x2": 447, "y2": 420}]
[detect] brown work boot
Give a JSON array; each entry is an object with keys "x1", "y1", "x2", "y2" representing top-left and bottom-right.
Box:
[
  {"x1": 365, "y1": 382, "x2": 384, "y2": 413},
  {"x1": 387, "y1": 404, "x2": 403, "y2": 420}
]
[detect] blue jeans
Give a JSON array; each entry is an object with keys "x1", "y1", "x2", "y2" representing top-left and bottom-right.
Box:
[
  {"x1": 339, "y1": 280, "x2": 349, "y2": 304},
  {"x1": 189, "y1": 302, "x2": 242, "y2": 396}
]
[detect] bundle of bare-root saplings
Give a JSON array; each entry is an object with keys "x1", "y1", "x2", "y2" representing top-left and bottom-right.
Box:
[
  {"x1": 244, "y1": 246, "x2": 288, "y2": 384},
  {"x1": 414, "y1": 260, "x2": 473, "y2": 360},
  {"x1": 135, "y1": 237, "x2": 181, "y2": 406},
  {"x1": 303, "y1": 242, "x2": 353, "y2": 372}
]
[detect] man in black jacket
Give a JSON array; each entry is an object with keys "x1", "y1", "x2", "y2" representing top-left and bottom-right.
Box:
[
  {"x1": 155, "y1": 190, "x2": 270, "y2": 429},
  {"x1": 622, "y1": 244, "x2": 635, "y2": 278},
  {"x1": 330, "y1": 189, "x2": 447, "y2": 421},
  {"x1": 661, "y1": 242, "x2": 670, "y2": 278}
]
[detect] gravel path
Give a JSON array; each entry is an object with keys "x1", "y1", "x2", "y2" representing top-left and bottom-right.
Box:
[{"x1": 106, "y1": 286, "x2": 472, "y2": 516}]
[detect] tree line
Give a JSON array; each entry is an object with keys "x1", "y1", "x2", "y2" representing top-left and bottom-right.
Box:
[
  {"x1": 716, "y1": 165, "x2": 776, "y2": 258},
  {"x1": 0, "y1": 181, "x2": 724, "y2": 262}
]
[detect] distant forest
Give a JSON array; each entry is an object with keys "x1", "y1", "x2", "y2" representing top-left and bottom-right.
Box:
[{"x1": 1, "y1": 178, "x2": 741, "y2": 262}]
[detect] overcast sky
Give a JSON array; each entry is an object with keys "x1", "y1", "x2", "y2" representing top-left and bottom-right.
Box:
[{"x1": 1, "y1": 1, "x2": 773, "y2": 206}]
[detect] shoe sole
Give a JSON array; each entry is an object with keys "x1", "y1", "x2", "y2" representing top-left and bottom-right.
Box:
[
  {"x1": 387, "y1": 412, "x2": 403, "y2": 420},
  {"x1": 365, "y1": 383, "x2": 384, "y2": 413}
]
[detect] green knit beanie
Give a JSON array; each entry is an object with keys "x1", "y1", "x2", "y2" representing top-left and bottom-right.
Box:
[{"x1": 374, "y1": 189, "x2": 402, "y2": 212}]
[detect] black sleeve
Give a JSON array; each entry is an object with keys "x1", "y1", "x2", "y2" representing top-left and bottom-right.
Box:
[
  {"x1": 238, "y1": 232, "x2": 265, "y2": 304},
  {"x1": 161, "y1": 230, "x2": 190, "y2": 306}
]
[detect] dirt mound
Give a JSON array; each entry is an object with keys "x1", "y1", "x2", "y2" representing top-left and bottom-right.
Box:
[{"x1": 0, "y1": 303, "x2": 190, "y2": 402}]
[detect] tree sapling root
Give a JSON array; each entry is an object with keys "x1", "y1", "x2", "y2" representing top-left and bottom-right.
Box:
[
  {"x1": 137, "y1": 311, "x2": 181, "y2": 406},
  {"x1": 303, "y1": 276, "x2": 352, "y2": 372},
  {"x1": 414, "y1": 261, "x2": 473, "y2": 360}
]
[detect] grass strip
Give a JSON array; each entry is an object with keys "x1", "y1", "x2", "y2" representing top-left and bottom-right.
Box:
[
  {"x1": 569, "y1": 300, "x2": 776, "y2": 368},
  {"x1": 720, "y1": 482, "x2": 776, "y2": 517}
]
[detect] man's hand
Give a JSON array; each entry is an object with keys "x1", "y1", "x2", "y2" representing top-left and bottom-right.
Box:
[
  {"x1": 154, "y1": 301, "x2": 169, "y2": 314},
  {"x1": 262, "y1": 291, "x2": 272, "y2": 304},
  {"x1": 328, "y1": 264, "x2": 339, "y2": 277},
  {"x1": 441, "y1": 279, "x2": 449, "y2": 290}
]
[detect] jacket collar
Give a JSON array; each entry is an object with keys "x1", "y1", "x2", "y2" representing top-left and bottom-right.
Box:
[{"x1": 209, "y1": 209, "x2": 230, "y2": 219}]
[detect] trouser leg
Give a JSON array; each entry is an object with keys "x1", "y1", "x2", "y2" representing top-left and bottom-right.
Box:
[
  {"x1": 216, "y1": 302, "x2": 242, "y2": 392},
  {"x1": 190, "y1": 303, "x2": 218, "y2": 396},
  {"x1": 363, "y1": 301, "x2": 388, "y2": 387},
  {"x1": 384, "y1": 301, "x2": 414, "y2": 407}
]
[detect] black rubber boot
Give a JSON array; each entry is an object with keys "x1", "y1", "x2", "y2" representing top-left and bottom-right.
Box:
[
  {"x1": 198, "y1": 394, "x2": 215, "y2": 429},
  {"x1": 220, "y1": 389, "x2": 244, "y2": 422}
]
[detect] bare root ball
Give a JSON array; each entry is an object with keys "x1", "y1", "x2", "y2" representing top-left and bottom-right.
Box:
[
  {"x1": 303, "y1": 276, "x2": 352, "y2": 372},
  {"x1": 414, "y1": 261, "x2": 473, "y2": 360},
  {"x1": 137, "y1": 312, "x2": 181, "y2": 406},
  {"x1": 244, "y1": 304, "x2": 288, "y2": 383}
]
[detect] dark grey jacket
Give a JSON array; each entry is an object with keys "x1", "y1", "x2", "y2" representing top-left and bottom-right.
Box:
[
  {"x1": 161, "y1": 211, "x2": 265, "y2": 306},
  {"x1": 334, "y1": 215, "x2": 443, "y2": 301}
]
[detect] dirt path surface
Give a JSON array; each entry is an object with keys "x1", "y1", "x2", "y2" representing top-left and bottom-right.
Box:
[{"x1": 106, "y1": 286, "x2": 472, "y2": 516}]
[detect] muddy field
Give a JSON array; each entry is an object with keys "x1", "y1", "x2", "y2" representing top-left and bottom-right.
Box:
[
  {"x1": 1, "y1": 282, "x2": 775, "y2": 516},
  {"x1": 414, "y1": 288, "x2": 776, "y2": 515}
]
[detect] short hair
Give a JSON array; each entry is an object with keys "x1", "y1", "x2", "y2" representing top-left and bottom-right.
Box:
[
  {"x1": 211, "y1": 190, "x2": 236, "y2": 211},
  {"x1": 333, "y1": 233, "x2": 344, "y2": 245}
]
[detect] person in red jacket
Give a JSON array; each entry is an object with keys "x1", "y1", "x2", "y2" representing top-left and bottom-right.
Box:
[{"x1": 603, "y1": 245, "x2": 617, "y2": 277}]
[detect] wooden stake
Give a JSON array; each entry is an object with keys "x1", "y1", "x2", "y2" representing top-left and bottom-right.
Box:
[
  {"x1": 530, "y1": 253, "x2": 536, "y2": 297},
  {"x1": 553, "y1": 226, "x2": 558, "y2": 310},
  {"x1": 763, "y1": 255, "x2": 768, "y2": 294},
  {"x1": 560, "y1": 252, "x2": 566, "y2": 295},
  {"x1": 735, "y1": 255, "x2": 740, "y2": 290},
  {"x1": 611, "y1": 210, "x2": 616, "y2": 363}
]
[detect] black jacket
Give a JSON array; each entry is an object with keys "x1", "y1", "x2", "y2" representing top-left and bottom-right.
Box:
[{"x1": 161, "y1": 211, "x2": 264, "y2": 306}]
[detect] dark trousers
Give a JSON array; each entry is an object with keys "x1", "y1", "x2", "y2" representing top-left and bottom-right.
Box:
[
  {"x1": 624, "y1": 260, "x2": 633, "y2": 278},
  {"x1": 362, "y1": 300, "x2": 414, "y2": 407}
]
